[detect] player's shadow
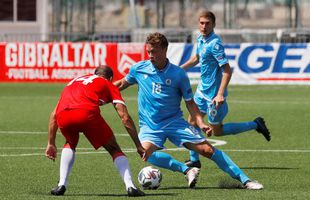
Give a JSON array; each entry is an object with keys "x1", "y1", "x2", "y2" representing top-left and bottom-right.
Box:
[
  {"x1": 241, "y1": 166, "x2": 298, "y2": 170},
  {"x1": 63, "y1": 192, "x2": 177, "y2": 197},
  {"x1": 160, "y1": 185, "x2": 243, "y2": 190}
]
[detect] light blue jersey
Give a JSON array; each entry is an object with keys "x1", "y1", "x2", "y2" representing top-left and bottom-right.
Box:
[
  {"x1": 125, "y1": 60, "x2": 193, "y2": 130},
  {"x1": 196, "y1": 32, "x2": 229, "y2": 101}
]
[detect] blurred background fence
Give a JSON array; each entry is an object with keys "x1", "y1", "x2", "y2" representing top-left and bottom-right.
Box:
[{"x1": 0, "y1": 0, "x2": 310, "y2": 43}]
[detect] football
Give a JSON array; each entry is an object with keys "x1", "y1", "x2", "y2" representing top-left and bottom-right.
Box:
[{"x1": 138, "y1": 166, "x2": 162, "y2": 189}]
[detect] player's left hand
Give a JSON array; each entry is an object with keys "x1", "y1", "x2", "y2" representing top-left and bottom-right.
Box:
[{"x1": 212, "y1": 95, "x2": 224, "y2": 109}]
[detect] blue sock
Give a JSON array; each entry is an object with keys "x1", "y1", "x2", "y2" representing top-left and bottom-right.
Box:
[
  {"x1": 189, "y1": 126, "x2": 200, "y2": 162},
  {"x1": 223, "y1": 121, "x2": 257, "y2": 135},
  {"x1": 189, "y1": 150, "x2": 200, "y2": 162},
  {"x1": 147, "y1": 151, "x2": 189, "y2": 173},
  {"x1": 211, "y1": 148, "x2": 250, "y2": 184}
]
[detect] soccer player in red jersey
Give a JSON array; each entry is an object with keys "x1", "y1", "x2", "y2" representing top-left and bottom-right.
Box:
[{"x1": 45, "y1": 65, "x2": 146, "y2": 197}]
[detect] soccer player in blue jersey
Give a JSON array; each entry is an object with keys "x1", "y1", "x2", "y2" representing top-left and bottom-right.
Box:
[
  {"x1": 115, "y1": 32, "x2": 263, "y2": 189},
  {"x1": 181, "y1": 10, "x2": 271, "y2": 169}
]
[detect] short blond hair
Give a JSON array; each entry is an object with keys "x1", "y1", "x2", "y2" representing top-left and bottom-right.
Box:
[{"x1": 199, "y1": 10, "x2": 216, "y2": 24}]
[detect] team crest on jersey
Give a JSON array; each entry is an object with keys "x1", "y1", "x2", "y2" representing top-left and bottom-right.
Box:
[
  {"x1": 214, "y1": 44, "x2": 220, "y2": 50},
  {"x1": 144, "y1": 74, "x2": 148, "y2": 79},
  {"x1": 165, "y1": 79, "x2": 171, "y2": 85}
]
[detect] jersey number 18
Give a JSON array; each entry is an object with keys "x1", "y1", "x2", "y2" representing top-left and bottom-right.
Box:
[{"x1": 152, "y1": 82, "x2": 161, "y2": 94}]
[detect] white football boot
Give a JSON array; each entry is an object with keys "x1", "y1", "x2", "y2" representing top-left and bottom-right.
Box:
[
  {"x1": 185, "y1": 167, "x2": 200, "y2": 188},
  {"x1": 244, "y1": 180, "x2": 264, "y2": 190}
]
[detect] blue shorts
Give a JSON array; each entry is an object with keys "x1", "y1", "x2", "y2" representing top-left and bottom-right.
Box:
[
  {"x1": 194, "y1": 92, "x2": 228, "y2": 125},
  {"x1": 139, "y1": 118, "x2": 206, "y2": 149}
]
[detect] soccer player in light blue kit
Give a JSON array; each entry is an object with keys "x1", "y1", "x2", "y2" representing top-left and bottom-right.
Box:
[
  {"x1": 181, "y1": 10, "x2": 271, "y2": 169},
  {"x1": 115, "y1": 32, "x2": 263, "y2": 189}
]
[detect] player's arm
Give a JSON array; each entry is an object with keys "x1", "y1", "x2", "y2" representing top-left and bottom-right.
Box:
[
  {"x1": 114, "y1": 78, "x2": 132, "y2": 91},
  {"x1": 185, "y1": 99, "x2": 212, "y2": 136},
  {"x1": 212, "y1": 63, "x2": 232, "y2": 108},
  {"x1": 45, "y1": 105, "x2": 58, "y2": 161},
  {"x1": 113, "y1": 103, "x2": 147, "y2": 161},
  {"x1": 180, "y1": 54, "x2": 199, "y2": 70}
]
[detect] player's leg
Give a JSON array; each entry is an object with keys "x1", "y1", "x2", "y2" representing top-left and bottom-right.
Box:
[
  {"x1": 51, "y1": 142, "x2": 77, "y2": 195},
  {"x1": 212, "y1": 101, "x2": 271, "y2": 141},
  {"x1": 172, "y1": 118, "x2": 261, "y2": 189},
  {"x1": 139, "y1": 126, "x2": 198, "y2": 187},
  {"x1": 145, "y1": 142, "x2": 189, "y2": 173},
  {"x1": 142, "y1": 141, "x2": 199, "y2": 188},
  {"x1": 186, "y1": 114, "x2": 203, "y2": 168},
  {"x1": 139, "y1": 127, "x2": 190, "y2": 174},
  {"x1": 51, "y1": 109, "x2": 82, "y2": 195},
  {"x1": 186, "y1": 93, "x2": 207, "y2": 168},
  {"x1": 187, "y1": 100, "x2": 258, "y2": 166},
  {"x1": 84, "y1": 113, "x2": 144, "y2": 196},
  {"x1": 185, "y1": 141, "x2": 263, "y2": 189},
  {"x1": 213, "y1": 101, "x2": 256, "y2": 135},
  {"x1": 102, "y1": 135, "x2": 144, "y2": 196}
]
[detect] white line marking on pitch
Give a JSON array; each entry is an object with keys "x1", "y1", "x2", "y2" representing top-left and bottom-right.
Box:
[
  {"x1": 0, "y1": 130, "x2": 143, "y2": 136},
  {"x1": 1, "y1": 148, "x2": 310, "y2": 157}
]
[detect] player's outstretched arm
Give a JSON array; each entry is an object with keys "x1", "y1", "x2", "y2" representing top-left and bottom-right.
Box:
[
  {"x1": 45, "y1": 106, "x2": 58, "y2": 161},
  {"x1": 113, "y1": 103, "x2": 147, "y2": 161},
  {"x1": 185, "y1": 99, "x2": 212, "y2": 136},
  {"x1": 180, "y1": 54, "x2": 199, "y2": 70},
  {"x1": 212, "y1": 63, "x2": 232, "y2": 109},
  {"x1": 113, "y1": 78, "x2": 132, "y2": 91}
]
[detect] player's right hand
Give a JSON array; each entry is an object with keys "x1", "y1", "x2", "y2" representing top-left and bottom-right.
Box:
[
  {"x1": 136, "y1": 145, "x2": 148, "y2": 161},
  {"x1": 45, "y1": 144, "x2": 57, "y2": 161},
  {"x1": 200, "y1": 124, "x2": 213, "y2": 137}
]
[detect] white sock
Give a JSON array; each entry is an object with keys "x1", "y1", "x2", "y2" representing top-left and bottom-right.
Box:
[
  {"x1": 113, "y1": 155, "x2": 136, "y2": 190},
  {"x1": 58, "y1": 148, "x2": 75, "y2": 187}
]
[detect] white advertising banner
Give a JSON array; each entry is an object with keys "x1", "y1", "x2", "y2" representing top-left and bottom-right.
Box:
[{"x1": 167, "y1": 43, "x2": 310, "y2": 85}]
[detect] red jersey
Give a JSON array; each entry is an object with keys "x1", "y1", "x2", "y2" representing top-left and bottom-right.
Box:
[{"x1": 56, "y1": 74, "x2": 124, "y2": 115}]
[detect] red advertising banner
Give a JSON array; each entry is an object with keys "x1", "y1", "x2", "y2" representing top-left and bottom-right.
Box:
[
  {"x1": 0, "y1": 42, "x2": 146, "y2": 82},
  {"x1": 116, "y1": 43, "x2": 146, "y2": 80}
]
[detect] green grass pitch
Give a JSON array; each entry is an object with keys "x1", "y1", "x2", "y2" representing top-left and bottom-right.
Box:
[{"x1": 0, "y1": 83, "x2": 310, "y2": 200}]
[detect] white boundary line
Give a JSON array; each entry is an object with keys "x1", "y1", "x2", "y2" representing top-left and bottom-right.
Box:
[
  {"x1": 1, "y1": 148, "x2": 310, "y2": 157},
  {"x1": 0, "y1": 139, "x2": 226, "y2": 151},
  {"x1": 1, "y1": 130, "x2": 310, "y2": 157},
  {"x1": 0, "y1": 131, "x2": 46, "y2": 134},
  {"x1": 0, "y1": 131, "x2": 141, "y2": 136},
  {"x1": 1, "y1": 96, "x2": 309, "y2": 104}
]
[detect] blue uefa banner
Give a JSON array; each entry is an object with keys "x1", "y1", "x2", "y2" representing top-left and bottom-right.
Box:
[{"x1": 167, "y1": 43, "x2": 310, "y2": 85}]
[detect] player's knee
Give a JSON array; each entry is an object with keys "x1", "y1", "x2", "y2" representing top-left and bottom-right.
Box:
[
  {"x1": 63, "y1": 142, "x2": 76, "y2": 151},
  {"x1": 211, "y1": 125, "x2": 224, "y2": 136},
  {"x1": 188, "y1": 116, "x2": 197, "y2": 126},
  {"x1": 199, "y1": 145, "x2": 215, "y2": 158},
  {"x1": 111, "y1": 151, "x2": 126, "y2": 161},
  {"x1": 103, "y1": 141, "x2": 122, "y2": 156}
]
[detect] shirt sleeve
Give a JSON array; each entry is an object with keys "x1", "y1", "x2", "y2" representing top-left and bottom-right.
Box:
[
  {"x1": 125, "y1": 64, "x2": 138, "y2": 84},
  {"x1": 195, "y1": 37, "x2": 200, "y2": 55},
  {"x1": 179, "y1": 70, "x2": 193, "y2": 101},
  {"x1": 211, "y1": 40, "x2": 228, "y2": 67},
  {"x1": 107, "y1": 83, "x2": 125, "y2": 105}
]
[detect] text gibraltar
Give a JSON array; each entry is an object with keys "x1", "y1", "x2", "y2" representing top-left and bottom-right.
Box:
[{"x1": 5, "y1": 43, "x2": 107, "y2": 67}]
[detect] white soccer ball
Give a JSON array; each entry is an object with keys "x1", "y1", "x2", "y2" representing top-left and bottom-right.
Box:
[{"x1": 138, "y1": 166, "x2": 162, "y2": 189}]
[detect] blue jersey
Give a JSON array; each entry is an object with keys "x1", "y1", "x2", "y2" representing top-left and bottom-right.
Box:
[
  {"x1": 125, "y1": 60, "x2": 193, "y2": 130},
  {"x1": 196, "y1": 32, "x2": 229, "y2": 101}
]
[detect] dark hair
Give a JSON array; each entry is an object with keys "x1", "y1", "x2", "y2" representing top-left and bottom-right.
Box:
[
  {"x1": 199, "y1": 10, "x2": 216, "y2": 24},
  {"x1": 94, "y1": 65, "x2": 113, "y2": 80},
  {"x1": 145, "y1": 32, "x2": 168, "y2": 49}
]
